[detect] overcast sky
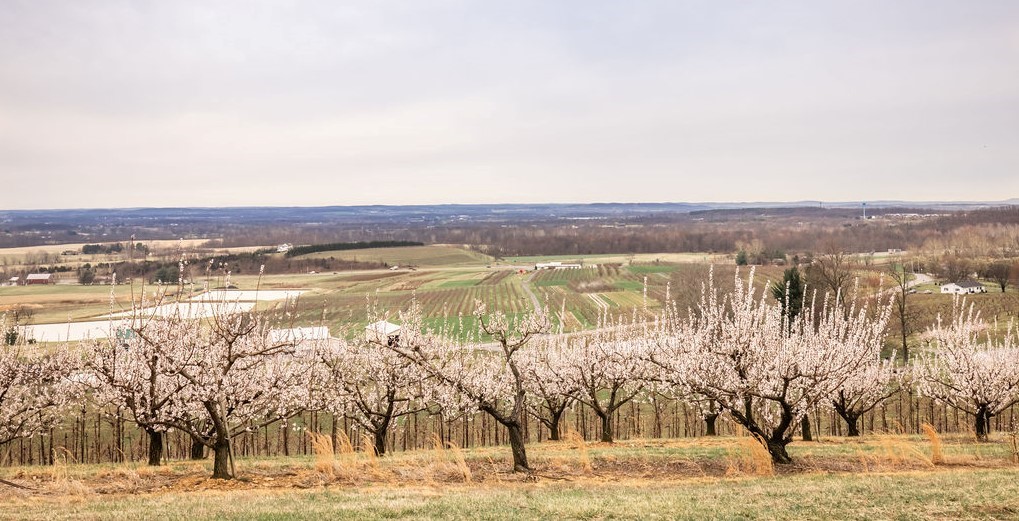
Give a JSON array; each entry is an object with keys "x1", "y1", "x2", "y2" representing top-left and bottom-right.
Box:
[{"x1": 1, "y1": 1, "x2": 1017, "y2": 209}]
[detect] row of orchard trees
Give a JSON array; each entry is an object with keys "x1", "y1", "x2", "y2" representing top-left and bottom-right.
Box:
[{"x1": 2, "y1": 268, "x2": 1019, "y2": 479}]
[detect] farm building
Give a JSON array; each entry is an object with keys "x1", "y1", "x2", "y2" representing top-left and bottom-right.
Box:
[
  {"x1": 365, "y1": 320, "x2": 402, "y2": 346},
  {"x1": 7, "y1": 276, "x2": 19, "y2": 286},
  {"x1": 25, "y1": 273, "x2": 53, "y2": 285},
  {"x1": 535, "y1": 261, "x2": 583, "y2": 270},
  {"x1": 941, "y1": 280, "x2": 986, "y2": 294}
]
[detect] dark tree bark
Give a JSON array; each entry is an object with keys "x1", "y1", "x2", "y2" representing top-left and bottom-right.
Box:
[
  {"x1": 766, "y1": 439, "x2": 793, "y2": 464},
  {"x1": 598, "y1": 412, "x2": 613, "y2": 443},
  {"x1": 975, "y1": 407, "x2": 992, "y2": 441},
  {"x1": 506, "y1": 422, "x2": 529, "y2": 472},
  {"x1": 729, "y1": 397, "x2": 796, "y2": 464},
  {"x1": 841, "y1": 412, "x2": 861, "y2": 437},
  {"x1": 373, "y1": 430, "x2": 386, "y2": 457},
  {"x1": 372, "y1": 421, "x2": 390, "y2": 457},
  {"x1": 547, "y1": 409, "x2": 564, "y2": 441},
  {"x1": 146, "y1": 428, "x2": 163, "y2": 466},
  {"x1": 190, "y1": 438, "x2": 206, "y2": 460},
  {"x1": 801, "y1": 415, "x2": 812, "y2": 442},
  {"x1": 704, "y1": 413, "x2": 719, "y2": 436},
  {"x1": 211, "y1": 438, "x2": 232, "y2": 480}
]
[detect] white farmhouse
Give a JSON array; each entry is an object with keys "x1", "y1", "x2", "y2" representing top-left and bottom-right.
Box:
[{"x1": 940, "y1": 280, "x2": 986, "y2": 295}]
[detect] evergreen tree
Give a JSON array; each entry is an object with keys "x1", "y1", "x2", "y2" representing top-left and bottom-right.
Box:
[{"x1": 771, "y1": 267, "x2": 804, "y2": 322}]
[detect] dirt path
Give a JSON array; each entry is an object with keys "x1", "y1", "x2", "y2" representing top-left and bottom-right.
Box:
[{"x1": 520, "y1": 271, "x2": 541, "y2": 311}]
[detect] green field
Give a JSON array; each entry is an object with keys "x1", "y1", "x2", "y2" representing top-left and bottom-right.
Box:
[
  {"x1": 505, "y1": 252, "x2": 729, "y2": 265},
  {"x1": 295, "y1": 245, "x2": 494, "y2": 267}
]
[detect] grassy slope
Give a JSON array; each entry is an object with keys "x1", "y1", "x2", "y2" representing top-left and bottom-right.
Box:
[{"x1": 5, "y1": 471, "x2": 1017, "y2": 520}]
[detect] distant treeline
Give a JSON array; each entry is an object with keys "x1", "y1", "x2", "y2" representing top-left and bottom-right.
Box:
[{"x1": 284, "y1": 241, "x2": 424, "y2": 257}]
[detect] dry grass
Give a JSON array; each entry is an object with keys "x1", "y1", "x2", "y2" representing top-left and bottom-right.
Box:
[
  {"x1": 3, "y1": 434, "x2": 1018, "y2": 504},
  {"x1": 564, "y1": 429, "x2": 593, "y2": 472},
  {"x1": 1009, "y1": 422, "x2": 1019, "y2": 464},
  {"x1": 923, "y1": 423, "x2": 945, "y2": 464},
  {"x1": 306, "y1": 431, "x2": 335, "y2": 477},
  {"x1": 725, "y1": 436, "x2": 774, "y2": 476}
]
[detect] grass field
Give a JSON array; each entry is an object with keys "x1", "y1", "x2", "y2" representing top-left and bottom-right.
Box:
[
  {"x1": 505, "y1": 252, "x2": 729, "y2": 265},
  {"x1": 3, "y1": 434, "x2": 1018, "y2": 520},
  {"x1": 294, "y1": 245, "x2": 494, "y2": 267}
]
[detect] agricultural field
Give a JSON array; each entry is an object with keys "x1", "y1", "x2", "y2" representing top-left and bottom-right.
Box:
[
  {"x1": 3, "y1": 434, "x2": 1019, "y2": 520},
  {"x1": 505, "y1": 252, "x2": 730, "y2": 265},
  {"x1": 4, "y1": 245, "x2": 717, "y2": 340},
  {"x1": 4, "y1": 243, "x2": 1017, "y2": 345},
  {"x1": 294, "y1": 245, "x2": 494, "y2": 267}
]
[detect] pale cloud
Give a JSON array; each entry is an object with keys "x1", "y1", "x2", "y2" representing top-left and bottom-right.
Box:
[{"x1": 1, "y1": 1, "x2": 1017, "y2": 208}]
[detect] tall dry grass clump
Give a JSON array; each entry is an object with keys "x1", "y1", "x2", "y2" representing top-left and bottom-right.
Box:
[
  {"x1": 307, "y1": 431, "x2": 336, "y2": 477},
  {"x1": 445, "y1": 441, "x2": 472, "y2": 483},
  {"x1": 360, "y1": 433, "x2": 380, "y2": 471},
  {"x1": 725, "y1": 437, "x2": 774, "y2": 476},
  {"x1": 45, "y1": 446, "x2": 91, "y2": 496},
  {"x1": 564, "y1": 429, "x2": 593, "y2": 472},
  {"x1": 422, "y1": 434, "x2": 472, "y2": 483},
  {"x1": 922, "y1": 423, "x2": 944, "y2": 465}
]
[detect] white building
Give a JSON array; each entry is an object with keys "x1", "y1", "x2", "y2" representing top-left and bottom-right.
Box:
[
  {"x1": 941, "y1": 280, "x2": 986, "y2": 295},
  {"x1": 534, "y1": 261, "x2": 583, "y2": 270}
]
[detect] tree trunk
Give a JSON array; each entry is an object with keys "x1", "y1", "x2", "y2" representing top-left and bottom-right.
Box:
[
  {"x1": 373, "y1": 428, "x2": 388, "y2": 457},
  {"x1": 211, "y1": 438, "x2": 232, "y2": 479},
  {"x1": 190, "y1": 438, "x2": 206, "y2": 460},
  {"x1": 845, "y1": 414, "x2": 861, "y2": 437},
  {"x1": 801, "y1": 415, "x2": 812, "y2": 442},
  {"x1": 704, "y1": 413, "x2": 718, "y2": 436},
  {"x1": 976, "y1": 407, "x2": 992, "y2": 441},
  {"x1": 506, "y1": 422, "x2": 529, "y2": 472},
  {"x1": 548, "y1": 411, "x2": 563, "y2": 441},
  {"x1": 146, "y1": 429, "x2": 163, "y2": 466},
  {"x1": 767, "y1": 438, "x2": 793, "y2": 464},
  {"x1": 598, "y1": 412, "x2": 614, "y2": 443}
]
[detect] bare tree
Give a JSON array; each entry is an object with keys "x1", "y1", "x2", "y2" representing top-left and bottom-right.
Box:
[
  {"x1": 983, "y1": 261, "x2": 1011, "y2": 293},
  {"x1": 808, "y1": 245, "x2": 854, "y2": 299},
  {"x1": 887, "y1": 262, "x2": 919, "y2": 362}
]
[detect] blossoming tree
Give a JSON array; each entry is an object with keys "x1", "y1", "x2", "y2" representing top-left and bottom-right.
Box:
[
  {"x1": 377, "y1": 301, "x2": 550, "y2": 472},
  {"x1": 651, "y1": 268, "x2": 891, "y2": 463},
  {"x1": 914, "y1": 302, "x2": 1019, "y2": 441}
]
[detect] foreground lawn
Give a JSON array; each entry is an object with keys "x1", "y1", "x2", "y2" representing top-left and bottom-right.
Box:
[
  {"x1": 4, "y1": 470, "x2": 1018, "y2": 520},
  {"x1": 2, "y1": 435, "x2": 1018, "y2": 520}
]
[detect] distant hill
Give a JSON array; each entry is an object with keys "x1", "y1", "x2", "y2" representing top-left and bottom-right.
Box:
[{"x1": 1, "y1": 200, "x2": 1016, "y2": 249}]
